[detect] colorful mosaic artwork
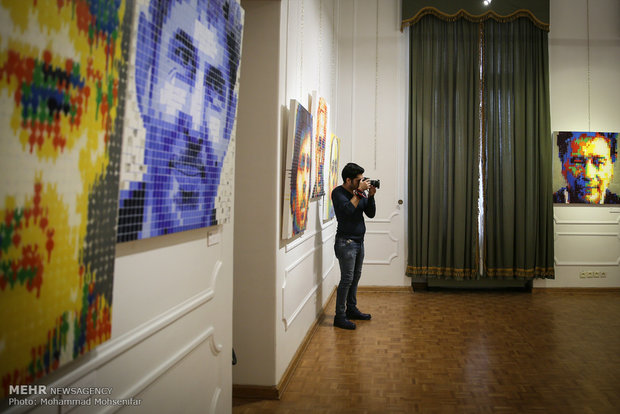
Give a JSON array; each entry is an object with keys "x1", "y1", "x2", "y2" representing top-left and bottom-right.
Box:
[
  {"x1": 117, "y1": 0, "x2": 244, "y2": 241},
  {"x1": 553, "y1": 131, "x2": 619, "y2": 204},
  {"x1": 282, "y1": 100, "x2": 313, "y2": 239},
  {"x1": 0, "y1": 0, "x2": 129, "y2": 397},
  {"x1": 323, "y1": 134, "x2": 340, "y2": 221},
  {"x1": 310, "y1": 92, "x2": 328, "y2": 198}
]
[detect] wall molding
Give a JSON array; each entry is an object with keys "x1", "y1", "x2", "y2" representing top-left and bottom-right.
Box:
[
  {"x1": 99, "y1": 327, "x2": 219, "y2": 414},
  {"x1": 364, "y1": 229, "x2": 398, "y2": 265},
  {"x1": 284, "y1": 229, "x2": 317, "y2": 252},
  {"x1": 554, "y1": 257, "x2": 620, "y2": 266},
  {"x1": 319, "y1": 202, "x2": 337, "y2": 230},
  {"x1": 282, "y1": 249, "x2": 336, "y2": 330},
  {"x1": 232, "y1": 384, "x2": 279, "y2": 401},
  {"x1": 282, "y1": 236, "x2": 336, "y2": 329},
  {"x1": 234, "y1": 288, "x2": 337, "y2": 401},
  {"x1": 209, "y1": 387, "x2": 222, "y2": 414},
  {"x1": 367, "y1": 209, "x2": 400, "y2": 224},
  {"x1": 358, "y1": 285, "x2": 412, "y2": 292},
  {"x1": 556, "y1": 231, "x2": 620, "y2": 241},
  {"x1": 366, "y1": 229, "x2": 398, "y2": 242},
  {"x1": 15, "y1": 271, "x2": 222, "y2": 413},
  {"x1": 553, "y1": 215, "x2": 620, "y2": 225},
  {"x1": 285, "y1": 217, "x2": 336, "y2": 252},
  {"x1": 553, "y1": 215, "x2": 620, "y2": 265},
  {"x1": 533, "y1": 287, "x2": 620, "y2": 293},
  {"x1": 554, "y1": 231, "x2": 620, "y2": 265},
  {"x1": 277, "y1": 287, "x2": 336, "y2": 396},
  {"x1": 9, "y1": 321, "x2": 221, "y2": 414}
]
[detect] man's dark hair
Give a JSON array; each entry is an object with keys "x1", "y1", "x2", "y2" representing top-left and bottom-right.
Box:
[
  {"x1": 342, "y1": 163, "x2": 364, "y2": 182},
  {"x1": 557, "y1": 132, "x2": 618, "y2": 163}
]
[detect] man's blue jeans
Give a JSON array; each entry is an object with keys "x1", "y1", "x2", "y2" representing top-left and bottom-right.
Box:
[{"x1": 334, "y1": 237, "x2": 364, "y2": 319}]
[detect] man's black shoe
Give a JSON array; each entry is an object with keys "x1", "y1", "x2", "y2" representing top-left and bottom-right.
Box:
[
  {"x1": 346, "y1": 309, "x2": 371, "y2": 320},
  {"x1": 333, "y1": 317, "x2": 356, "y2": 330}
]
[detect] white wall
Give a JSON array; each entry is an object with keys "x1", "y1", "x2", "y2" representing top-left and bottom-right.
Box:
[
  {"x1": 233, "y1": 0, "x2": 280, "y2": 387},
  {"x1": 274, "y1": 0, "x2": 342, "y2": 384},
  {"x1": 538, "y1": 0, "x2": 620, "y2": 288},
  {"x1": 335, "y1": 0, "x2": 408, "y2": 287},
  {"x1": 233, "y1": 0, "x2": 410, "y2": 389},
  {"x1": 234, "y1": 0, "x2": 345, "y2": 389},
  {"x1": 274, "y1": 0, "x2": 410, "y2": 385},
  {"x1": 235, "y1": 0, "x2": 620, "y2": 396}
]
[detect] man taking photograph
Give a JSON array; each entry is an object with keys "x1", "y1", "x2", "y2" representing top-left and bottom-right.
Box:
[{"x1": 331, "y1": 163, "x2": 377, "y2": 330}]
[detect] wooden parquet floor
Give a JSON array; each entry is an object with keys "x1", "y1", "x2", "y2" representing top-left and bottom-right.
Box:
[{"x1": 233, "y1": 290, "x2": 620, "y2": 413}]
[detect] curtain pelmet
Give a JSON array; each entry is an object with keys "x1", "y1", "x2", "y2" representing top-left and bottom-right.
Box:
[
  {"x1": 401, "y1": 0, "x2": 549, "y2": 31},
  {"x1": 401, "y1": 7, "x2": 549, "y2": 32}
]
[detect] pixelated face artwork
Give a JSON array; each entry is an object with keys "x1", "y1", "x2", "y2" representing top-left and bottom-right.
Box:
[
  {"x1": 328, "y1": 135, "x2": 340, "y2": 194},
  {"x1": 118, "y1": 0, "x2": 243, "y2": 240},
  {"x1": 324, "y1": 134, "x2": 340, "y2": 220},
  {"x1": 282, "y1": 100, "x2": 312, "y2": 239},
  {"x1": 292, "y1": 115, "x2": 312, "y2": 232},
  {"x1": 554, "y1": 132, "x2": 618, "y2": 204},
  {"x1": 0, "y1": 0, "x2": 127, "y2": 396},
  {"x1": 311, "y1": 96, "x2": 328, "y2": 198}
]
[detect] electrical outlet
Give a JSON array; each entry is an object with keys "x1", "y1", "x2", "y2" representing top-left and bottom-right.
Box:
[
  {"x1": 601, "y1": 272, "x2": 607, "y2": 278},
  {"x1": 593, "y1": 271, "x2": 600, "y2": 278},
  {"x1": 587, "y1": 271, "x2": 594, "y2": 278},
  {"x1": 579, "y1": 271, "x2": 586, "y2": 279}
]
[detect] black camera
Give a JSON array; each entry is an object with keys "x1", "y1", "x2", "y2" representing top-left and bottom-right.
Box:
[{"x1": 364, "y1": 178, "x2": 380, "y2": 189}]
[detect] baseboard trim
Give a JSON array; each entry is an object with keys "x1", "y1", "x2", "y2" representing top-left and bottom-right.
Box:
[
  {"x1": 277, "y1": 286, "x2": 336, "y2": 396},
  {"x1": 232, "y1": 384, "x2": 279, "y2": 400},
  {"x1": 358, "y1": 285, "x2": 413, "y2": 292},
  {"x1": 532, "y1": 287, "x2": 620, "y2": 293},
  {"x1": 233, "y1": 287, "x2": 337, "y2": 400}
]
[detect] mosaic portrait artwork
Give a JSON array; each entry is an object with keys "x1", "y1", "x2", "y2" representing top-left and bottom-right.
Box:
[
  {"x1": 117, "y1": 0, "x2": 244, "y2": 241},
  {"x1": 552, "y1": 131, "x2": 619, "y2": 205},
  {"x1": 323, "y1": 134, "x2": 340, "y2": 221},
  {"x1": 0, "y1": 0, "x2": 130, "y2": 396},
  {"x1": 310, "y1": 92, "x2": 328, "y2": 198},
  {"x1": 282, "y1": 100, "x2": 313, "y2": 239}
]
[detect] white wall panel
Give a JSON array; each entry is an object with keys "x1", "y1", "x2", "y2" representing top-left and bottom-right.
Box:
[
  {"x1": 335, "y1": 0, "x2": 408, "y2": 287},
  {"x1": 234, "y1": 0, "x2": 280, "y2": 387},
  {"x1": 113, "y1": 234, "x2": 224, "y2": 337},
  {"x1": 282, "y1": 245, "x2": 319, "y2": 329},
  {"x1": 543, "y1": 0, "x2": 620, "y2": 288},
  {"x1": 275, "y1": 0, "x2": 342, "y2": 385}
]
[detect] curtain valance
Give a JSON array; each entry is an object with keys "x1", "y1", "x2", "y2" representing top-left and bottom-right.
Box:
[{"x1": 401, "y1": 0, "x2": 549, "y2": 31}]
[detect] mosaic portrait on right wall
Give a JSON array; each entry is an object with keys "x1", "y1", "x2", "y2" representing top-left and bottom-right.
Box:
[{"x1": 553, "y1": 131, "x2": 619, "y2": 205}]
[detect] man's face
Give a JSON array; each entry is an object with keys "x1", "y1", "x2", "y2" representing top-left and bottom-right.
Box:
[
  {"x1": 562, "y1": 135, "x2": 614, "y2": 204},
  {"x1": 144, "y1": 0, "x2": 231, "y2": 229},
  {"x1": 294, "y1": 130, "x2": 312, "y2": 228},
  {"x1": 347, "y1": 174, "x2": 364, "y2": 190}
]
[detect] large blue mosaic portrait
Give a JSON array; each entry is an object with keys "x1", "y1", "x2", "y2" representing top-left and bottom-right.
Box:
[{"x1": 117, "y1": 0, "x2": 243, "y2": 241}]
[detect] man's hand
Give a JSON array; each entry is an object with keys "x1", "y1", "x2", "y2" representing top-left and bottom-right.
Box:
[
  {"x1": 358, "y1": 179, "x2": 370, "y2": 192},
  {"x1": 368, "y1": 184, "x2": 377, "y2": 197}
]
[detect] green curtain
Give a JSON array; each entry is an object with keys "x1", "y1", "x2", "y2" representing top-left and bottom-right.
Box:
[
  {"x1": 482, "y1": 19, "x2": 554, "y2": 279},
  {"x1": 407, "y1": 16, "x2": 480, "y2": 280}
]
